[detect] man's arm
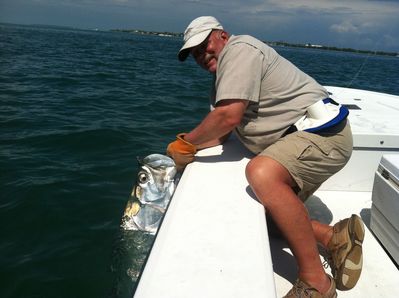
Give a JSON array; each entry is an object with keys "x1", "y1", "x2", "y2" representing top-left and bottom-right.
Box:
[
  {"x1": 195, "y1": 132, "x2": 231, "y2": 150},
  {"x1": 184, "y1": 99, "x2": 248, "y2": 146}
]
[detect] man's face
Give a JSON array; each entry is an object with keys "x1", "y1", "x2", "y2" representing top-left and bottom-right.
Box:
[{"x1": 190, "y1": 30, "x2": 228, "y2": 73}]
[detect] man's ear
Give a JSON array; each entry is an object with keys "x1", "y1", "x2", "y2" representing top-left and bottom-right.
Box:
[{"x1": 220, "y1": 31, "x2": 229, "y2": 40}]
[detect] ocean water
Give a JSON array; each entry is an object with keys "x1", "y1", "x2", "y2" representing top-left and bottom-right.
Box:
[{"x1": 1, "y1": 23, "x2": 398, "y2": 298}]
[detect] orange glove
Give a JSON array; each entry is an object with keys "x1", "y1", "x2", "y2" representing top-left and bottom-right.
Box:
[{"x1": 167, "y1": 133, "x2": 197, "y2": 171}]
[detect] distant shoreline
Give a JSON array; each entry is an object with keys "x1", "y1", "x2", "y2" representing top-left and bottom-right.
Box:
[
  {"x1": 112, "y1": 29, "x2": 399, "y2": 57},
  {"x1": 111, "y1": 29, "x2": 183, "y2": 38},
  {"x1": 2, "y1": 22, "x2": 397, "y2": 57},
  {"x1": 267, "y1": 41, "x2": 398, "y2": 57}
]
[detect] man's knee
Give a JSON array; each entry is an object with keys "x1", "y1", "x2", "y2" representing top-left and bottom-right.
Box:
[
  {"x1": 245, "y1": 155, "x2": 296, "y2": 189},
  {"x1": 245, "y1": 156, "x2": 271, "y2": 184},
  {"x1": 245, "y1": 157, "x2": 261, "y2": 182}
]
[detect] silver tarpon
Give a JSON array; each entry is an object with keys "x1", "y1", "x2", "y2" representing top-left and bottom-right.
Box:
[{"x1": 121, "y1": 154, "x2": 177, "y2": 234}]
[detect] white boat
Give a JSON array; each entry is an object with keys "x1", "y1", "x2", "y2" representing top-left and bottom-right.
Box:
[{"x1": 133, "y1": 86, "x2": 399, "y2": 298}]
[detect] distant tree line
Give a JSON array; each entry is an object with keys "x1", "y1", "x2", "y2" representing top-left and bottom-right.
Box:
[
  {"x1": 111, "y1": 29, "x2": 182, "y2": 38},
  {"x1": 112, "y1": 29, "x2": 398, "y2": 57},
  {"x1": 266, "y1": 41, "x2": 398, "y2": 57}
]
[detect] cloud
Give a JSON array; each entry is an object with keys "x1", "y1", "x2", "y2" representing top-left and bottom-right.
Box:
[{"x1": 330, "y1": 21, "x2": 360, "y2": 34}]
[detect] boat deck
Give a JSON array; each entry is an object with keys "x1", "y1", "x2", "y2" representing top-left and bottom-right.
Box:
[
  {"x1": 134, "y1": 87, "x2": 399, "y2": 297},
  {"x1": 275, "y1": 189, "x2": 399, "y2": 297}
]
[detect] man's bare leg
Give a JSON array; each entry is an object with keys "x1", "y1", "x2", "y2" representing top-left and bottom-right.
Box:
[
  {"x1": 246, "y1": 155, "x2": 331, "y2": 294},
  {"x1": 312, "y1": 220, "x2": 334, "y2": 248}
]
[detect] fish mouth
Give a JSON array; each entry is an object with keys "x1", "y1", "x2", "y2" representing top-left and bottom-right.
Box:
[
  {"x1": 123, "y1": 201, "x2": 141, "y2": 218},
  {"x1": 132, "y1": 185, "x2": 142, "y2": 199}
]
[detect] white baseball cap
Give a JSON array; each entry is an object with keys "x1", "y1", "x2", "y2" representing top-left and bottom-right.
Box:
[{"x1": 178, "y1": 16, "x2": 223, "y2": 61}]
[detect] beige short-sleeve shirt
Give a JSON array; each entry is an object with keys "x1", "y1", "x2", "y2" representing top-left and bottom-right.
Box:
[{"x1": 212, "y1": 35, "x2": 329, "y2": 153}]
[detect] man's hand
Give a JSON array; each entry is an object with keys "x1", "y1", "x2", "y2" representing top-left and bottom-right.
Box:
[{"x1": 167, "y1": 133, "x2": 197, "y2": 171}]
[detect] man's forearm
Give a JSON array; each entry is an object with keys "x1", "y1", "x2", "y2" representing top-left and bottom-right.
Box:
[
  {"x1": 184, "y1": 109, "x2": 234, "y2": 145},
  {"x1": 184, "y1": 99, "x2": 248, "y2": 146},
  {"x1": 195, "y1": 132, "x2": 231, "y2": 150}
]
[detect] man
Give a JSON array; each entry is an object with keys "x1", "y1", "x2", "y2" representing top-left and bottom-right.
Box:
[{"x1": 167, "y1": 16, "x2": 364, "y2": 298}]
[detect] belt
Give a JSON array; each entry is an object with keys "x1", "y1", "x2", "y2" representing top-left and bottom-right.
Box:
[{"x1": 285, "y1": 98, "x2": 349, "y2": 135}]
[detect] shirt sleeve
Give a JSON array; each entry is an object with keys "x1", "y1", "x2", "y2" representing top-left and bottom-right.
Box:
[{"x1": 215, "y1": 42, "x2": 263, "y2": 104}]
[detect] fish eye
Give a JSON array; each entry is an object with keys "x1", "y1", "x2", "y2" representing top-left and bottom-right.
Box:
[{"x1": 138, "y1": 173, "x2": 148, "y2": 184}]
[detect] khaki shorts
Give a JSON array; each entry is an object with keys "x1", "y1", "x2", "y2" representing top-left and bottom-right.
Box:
[{"x1": 260, "y1": 119, "x2": 353, "y2": 200}]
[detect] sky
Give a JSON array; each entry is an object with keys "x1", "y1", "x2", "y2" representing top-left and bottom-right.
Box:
[{"x1": 1, "y1": 0, "x2": 399, "y2": 52}]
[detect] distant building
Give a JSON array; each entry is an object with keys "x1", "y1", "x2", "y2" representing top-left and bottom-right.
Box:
[{"x1": 305, "y1": 43, "x2": 323, "y2": 48}]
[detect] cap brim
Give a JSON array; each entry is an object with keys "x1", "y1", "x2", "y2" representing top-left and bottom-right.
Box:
[
  {"x1": 178, "y1": 29, "x2": 212, "y2": 61},
  {"x1": 178, "y1": 49, "x2": 190, "y2": 62}
]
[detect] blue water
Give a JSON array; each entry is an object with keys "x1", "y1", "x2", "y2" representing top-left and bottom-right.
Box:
[{"x1": 1, "y1": 23, "x2": 398, "y2": 298}]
